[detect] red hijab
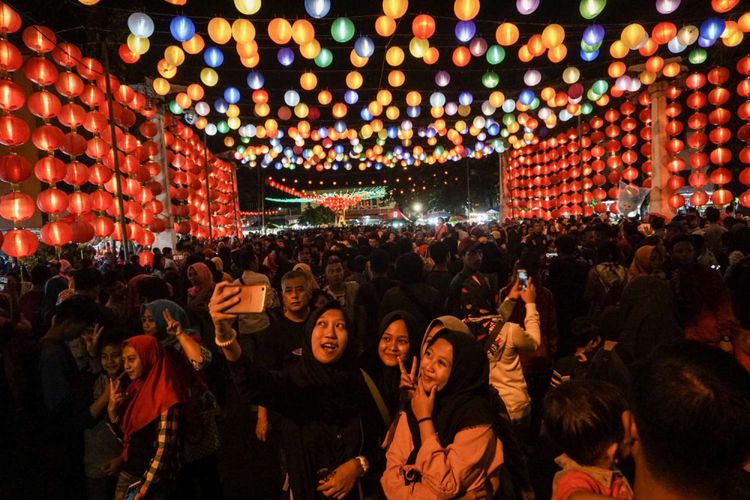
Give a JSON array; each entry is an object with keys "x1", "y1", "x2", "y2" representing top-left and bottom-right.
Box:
[
  {"x1": 188, "y1": 262, "x2": 213, "y2": 296},
  {"x1": 121, "y1": 335, "x2": 182, "y2": 459}
]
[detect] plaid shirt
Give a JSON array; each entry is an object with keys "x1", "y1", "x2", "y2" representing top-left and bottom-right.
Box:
[{"x1": 141, "y1": 406, "x2": 181, "y2": 494}]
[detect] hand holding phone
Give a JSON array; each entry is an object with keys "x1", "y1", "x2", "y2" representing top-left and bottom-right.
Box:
[
  {"x1": 517, "y1": 269, "x2": 529, "y2": 291},
  {"x1": 222, "y1": 284, "x2": 267, "y2": 315}
]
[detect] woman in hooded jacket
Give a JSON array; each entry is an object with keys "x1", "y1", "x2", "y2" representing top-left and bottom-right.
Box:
[{"x1": 209, "y1": 282, "x2": 382, "y2": 499}]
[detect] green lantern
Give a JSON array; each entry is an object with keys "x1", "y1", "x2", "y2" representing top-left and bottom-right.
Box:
[
  {"x1": 529, "y1": 98, "x2": 540, "y2": 110},
  {"x1": 579, "y1": 0, "x2": 606, "y2": 19},
  {"x1": 486, "y1": 45, "x2": 505, "y2": 65},
  {"x1": 592, "y1": 79, "x2": 609, "y2": 95},
  {"x1": 482, "y1": 71, "x2": 500, "y2": 88},
  {"x1": 688, "y1": 48, "x2": 707, "y2": 65},
  {"x1": 315, "y1": 48, "x2": 333, "y2": 67},
  {"x1": 168, "y1": 100, "x2": 183, "y2": 114},
  {"x1": 587, "y1": 88, "x2": 601, "y2": 101},
  {"x1": 581, "y1": 102, "x2": 594, "y2": 115},
  {"x1": 217, "y1": 121, "x2": 230, "y2": 134},
  {"x1": 331, "y1": 17, "x2": 355, "y2": 43},
  {"x1": 580, "y1": 40, "x2": 602, "y2": 53},
  {"x1": 502, "y1": 114, "x2": 516, "y2": 126}
]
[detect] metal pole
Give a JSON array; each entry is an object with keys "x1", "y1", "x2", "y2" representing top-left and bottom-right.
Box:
[
  {"x1": 577, "y1": 114, "x2": 584, "y2": 218},
  {"x1": 259, "y1": 168, "x2": 266, "y2": 233},
  {"x1": 229, "y1": 164, "x2": 241, "y2": 237},
  {"x1": 466, "y1": 158, "x2": 471, "y2": 217},
  {"x1": 203, "y1": 132, "x2": 213, "y2": 242},
  {"x1": 101, "y1": 40, "x2": 130, "y2": 260}
]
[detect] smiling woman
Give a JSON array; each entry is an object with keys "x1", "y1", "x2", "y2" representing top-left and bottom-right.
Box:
[{"x1": 210, "y1": 288, "x2": 384, "y2": 499}]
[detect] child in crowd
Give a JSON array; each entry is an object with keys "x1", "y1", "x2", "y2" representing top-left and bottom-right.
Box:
[{"x1": 543, "y1": 380, "x2": 633, "y2": 500}]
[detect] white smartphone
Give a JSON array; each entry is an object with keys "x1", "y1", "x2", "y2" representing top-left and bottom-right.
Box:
[{"x1": 224, "y1": 284, "x2": 267, "y2": 314}]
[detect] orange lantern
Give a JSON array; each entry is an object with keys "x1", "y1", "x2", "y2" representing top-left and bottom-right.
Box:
[
  {"x1": 452, "y1": 46, "x2": 471, "y2": 67},
  {"x1": 412, "y1": 15, "x2": 436, "y2": 39},
  {"x1": 496, "y1": 23, "x2": 520, "y2": 46},
  {"x1": 454, "y1": 0, "x2": 480, "y2": 20},
  {"x1": 375, "y1": 15, "x2": 397, "y2": 37},
  {"x1": 268, "y1": 18, "x2": 293, "y2": 45}
]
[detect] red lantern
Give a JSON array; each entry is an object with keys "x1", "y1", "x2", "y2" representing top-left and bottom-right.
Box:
[
  {"x1": 41, "y1": 221, "x2": 72, "y2": 246},
  {"x1": 690, "y1": 190, "x2": 709, "y2": 206},
  {"x1": 68, "y1": 191, "x2": 92, "y2": 214},
  {"x1": 0, "y1": 3, "x2": 22, "y2": 33},
  {"x1": 91, "y1": 190, "x2": 113, "y2": 211},
  {"x1": 55, "y1": 71, "x2": 85, "y2": 99},
  {"x1": 1, "y1": 229, "x2": 39, "y2": 258},
  {"x1": 27, "y1": 90, "x2": 61, "y2": 119},
  {"x1": 0, "y1": 153, "x2": 32, "y2": 183},
  {"x1": 37, "y1": 188, "x2": 69, "y2": 214},
  {"x1": 88, "y1": 164, "x2": 112, "y2": 186},
  {"x1": 32, "y1": 124, "x2": 64, "y2": 152},
  {"x1": 452, "y1": 46, "x2": 471, "y2": 67},
  {"x1": 139, "y1": 250, "x2": 154, "y2": 267},
  {"x1": 58, "y1": 103, "x2": 86, "y2": 128},
  {"x1": 118, "y1": 44, "x2": 140, "y2": 64},
  {"x1": 0, "y1": 39, "x2": 23, "y2": 72},
  {"x1": 0, "y1": 115, "x2": 30, "y2": 146},
  {"x1": 70, "y1": 220, "x2": 95, "y2": 243},
  {"x1": 0, "y1": 80, "x2": 25, "y2": 111},
  {"x1": 668, "y1": 194, "x2": 685, "y2": 209},
  {"x1": 22, "y1": 25, "x2": 57, "y2": 53},
  {"x1": 412, "y1": 15, "x2": 436, "y2": 39},
  {"x1": 0, "y1": 192, "x2": 35, "y2": 221},
  {"x1": 711, "y1": 188, "x2": 732, "y2": 206},
  {"x1": 60, "y1": 132, "x2": 88, "y2": 157},
  {"x1": 23, "y1": 57, "x2": 59, "y2": 86},
  {"x1": 93, "y1": 216, "x2": 114, "y2": 237}
]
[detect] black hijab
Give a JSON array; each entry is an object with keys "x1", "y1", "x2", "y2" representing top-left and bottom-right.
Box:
[
  {"x1": 405, "y1": 329, "x2": 497, "y2": 462},
  {"x1": 360, "y1": 310, "x2": 420, "y2": 416},
  {"x1": 287, "y1": 302, "x2": 364, "y2": 422}
]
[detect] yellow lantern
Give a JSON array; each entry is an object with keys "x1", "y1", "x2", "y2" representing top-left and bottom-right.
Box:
[
  {"x1": 423, "y1": 47, "x2": 439, "y2": 64},
  {"x1": 541, "y1": 24, "x2": 565, "y2": 49},
  {"x1": 375, "y1": 15, "x2": 397, "y2": 37},
  {"x1": 662, "y1": 62, "x2": 681, "y2": 78},
  {"x1": 227, "y1": 104, "x2": 240, "y2": 117},
  {"x1": 386, "y1": 106, "x2": 399, "y2": 120},
  {"x1": 127, "y1": 34, "x2": 150, "y2": 55},
  {"x1": 300, "y1": 72, "x2": 318, "y2": 90},
  {"x1": 377, "y1": 89, "x2": 393, "y2": 106},
  {"x1": 386, "y1": 46, "x2": 404, "y2": 66},
  {"x1": 608, "y1": 61, "x2": 626, "y2": 78},
  {"x1": 255, "y1": 103, "x2": 270, "y2": 117},
  {"x1": 183, "y1": 34, "x2": 205, "y2": 55},
  {"x1": 208, "y1": 17, "x2": 232, "y2": 44},
  {"x1": 609, "y1": 40, "x2": 628, "y2": 59},
  {"x1": 350, "y1": 50, "x2": 369, "y2": 68},
  {"x1": 157, "y1": 59, "x2": 177, "y2": 79},
  {"x1": 200, "y1": 67, "x2": 219, "y2": 86},
  {"x1": 232, "y1": 19, "x2": 256, "y2": 43},
  {"x1": 187, "y1": 83, "x2": 204, "y2": 101},
  {"x1": 596, "y1": 95, "x2": 610, "y2": 107},
  {"x1": 234, "y1": 0, "x2": 261, "y2": 15},
  {"x1": 382, "y1": 0, "x2": 408, "y2": 19},
  {"x1": 518, "y1": 44, "x2": 532, "y2": 62},
  {"x1": 318, "y1": 90, "x2": 332, "y2": 105},
  {"x1": 164, "y1": 45, "x2": 185, "y2": 66},
  {"x1": 723, "y1": 30, "x2": 743, "y2": 47},
  {"x1": 639, "y1": 71, "x2": 657, "y2": 85},
  {"x1": 547, "y1": 44, "x2": 567, "y2": 63},
  {"x1": 454, "y1": 0, "x2": 480, "y2": 20},
  {"x1": 346, "y1": 71, "x2": 363, "y2": 89},
  {"x1": 361, "y1": 124, "x2": 373, "y2": 138},
  {"x1": 369, "y1": 101, "x2": 383, "y2": 116},
  {"x1": 489, "y1": 91, "x2": 504, "y2": 107},
  {"x1": 431, "y1": 107, "x2": 444, "y2": 118},
  {"x1": 300, "y1": 39, "x2": 321, "y2": 59},
  {"x1": 406, "y1": 91, "x2": 421, "y2": 106},
  {"x1": 292, "y1": 19, "x2": 315, "y2": 45},
  {"x1": 152, "y1": 78, "x2": 170, "y2": 96},
  {"x1": 176, "y1": 92, "x2": 192, "y2": 109},
  {"x1": 388, "y1": 70, "x2": 405, "y2": 87},
  {"x1": 621, "y1": 23, "x2": 646, "y2": 50},
  {"x1": 458, "y1": 105, "x2": 471, "y2": 117},
  {"x1": 496, "y1": 22, "x2": 519, "y2": 46},
  {"x1": 265, "y1": 119, "x2": 278, "y2": 136},
  {"x1": 294, "y1": 103, "x2": 309, "y2": 118},
  {"x1": 268, "y1": 18, "x2": 293, "y2": 45},
  {"x1": 237, "y1": 41, "x2": 258, "y2": 58},
  {"x1": 332, "y1": 103, "x2": 347, "y2": 118},
  {"x1": 409, "y1": 37, "x2": 428, "y2": 58},
  {"x1": 739, "y1": 12, "x2": 750, "y2": 32}
]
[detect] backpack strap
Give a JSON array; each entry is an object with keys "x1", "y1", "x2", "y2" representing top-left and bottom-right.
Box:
[{"x1": 360, "y1": 369, "x2": 392, "y2": 429}]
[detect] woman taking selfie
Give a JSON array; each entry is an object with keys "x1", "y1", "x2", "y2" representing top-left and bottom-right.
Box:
[
  {"x1": 209, "y1": 282, "x2": 380, "y2": 499},
  {"x1": 381, "y1": 329, "x2": 504, "y2": 499}
]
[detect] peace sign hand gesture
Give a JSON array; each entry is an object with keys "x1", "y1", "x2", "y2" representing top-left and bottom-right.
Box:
[
  {"x1": 163, "y1": 309, "x2": 184, "y2": 337},
  {"x1": 398, "y1": 357, "x2": 418, "y2": 401},
  {"x1": 83, "y1": 323, "x2": 104, "y2": 357}
]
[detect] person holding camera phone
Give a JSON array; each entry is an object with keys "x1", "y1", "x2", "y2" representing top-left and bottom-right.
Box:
[{"x1": 210, "y1": 282, "x2": 382, "y2": 499}]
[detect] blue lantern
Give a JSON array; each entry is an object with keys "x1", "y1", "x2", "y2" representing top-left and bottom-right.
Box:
[
  {"x1": 407, "y1": 106, "x2": 421, "y2": 118},
  {"x1": 128, "y1": 13, "x2": 155, "y2": 38},
  {"x1": 667, "y1": 37, "x2": 687, "y2": 53},
  {"x1": 246, "y1": 71, "x2": 264, "y2": 89},
  {"x1": 700, "y1": 17, "x2": 725, "y2": 41},
  {"x1": 334, "y1": 121, "x2": 347, "y2": 133},
  {"x1": 458, "y1": 92, "x2": 474, "y2": 106},
  {"x1": 204, "y1": 47, "x2": 224, "y2": 68},
  {"x1": 344, "y1": 90, "x2": 359, "y2": 105},
  {"x1": 430, "y1": 92, "x2": 446, "y2": 107},
  {"x1": 224, "y1": 87, "x2": 240, "y2": 104},
  {"x1": 170, "y1": 16, "x2": 195, "y2": 42},
  {"x1": 455, "y1": 20, "x2": 476, "y2": 42},
  {"x1": 304, "y1": 0, "x2": 331, "y2": 19},
  {"x1": 518, "y1": 89, "x2": 535, "y2": 105},
  {"x1": 213, "y1": 98, "x2": 228, "y2": 113},
  {"x1": 277, "y1": 48, "x2": 295, "y2": 66},
  {"x1": 582, "y1": 24, "x2": 605, "y2": 46},
  {"x1": 387, "y1": 126, "x2": 398, "y2": 139},
  {"x1": 360, "y1": 107, "x2": 373, "y2": 121},
  {"x1": 698, "y1": 36, "x2": 715, "y2": 48},
  {"x1": 354, "y1": 36, "x2": 375, "y2": 58},
  {"x1": 284, "y1": 90, "x2": 300, "y2": 107}
]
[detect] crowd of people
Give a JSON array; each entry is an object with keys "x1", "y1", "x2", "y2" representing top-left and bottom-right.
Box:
[{"x1": 1, "y1": 206, "x2": 749, "y2": 500}]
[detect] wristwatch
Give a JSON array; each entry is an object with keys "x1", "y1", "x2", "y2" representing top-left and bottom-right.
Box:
[{"x1": 355, "y1": 456, "x2": 369, "y2": 476}]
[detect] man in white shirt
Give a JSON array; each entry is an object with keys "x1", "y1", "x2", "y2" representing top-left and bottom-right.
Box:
[{"x1": 234, "y1": 249, "x2": 279, "y2": 360}]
